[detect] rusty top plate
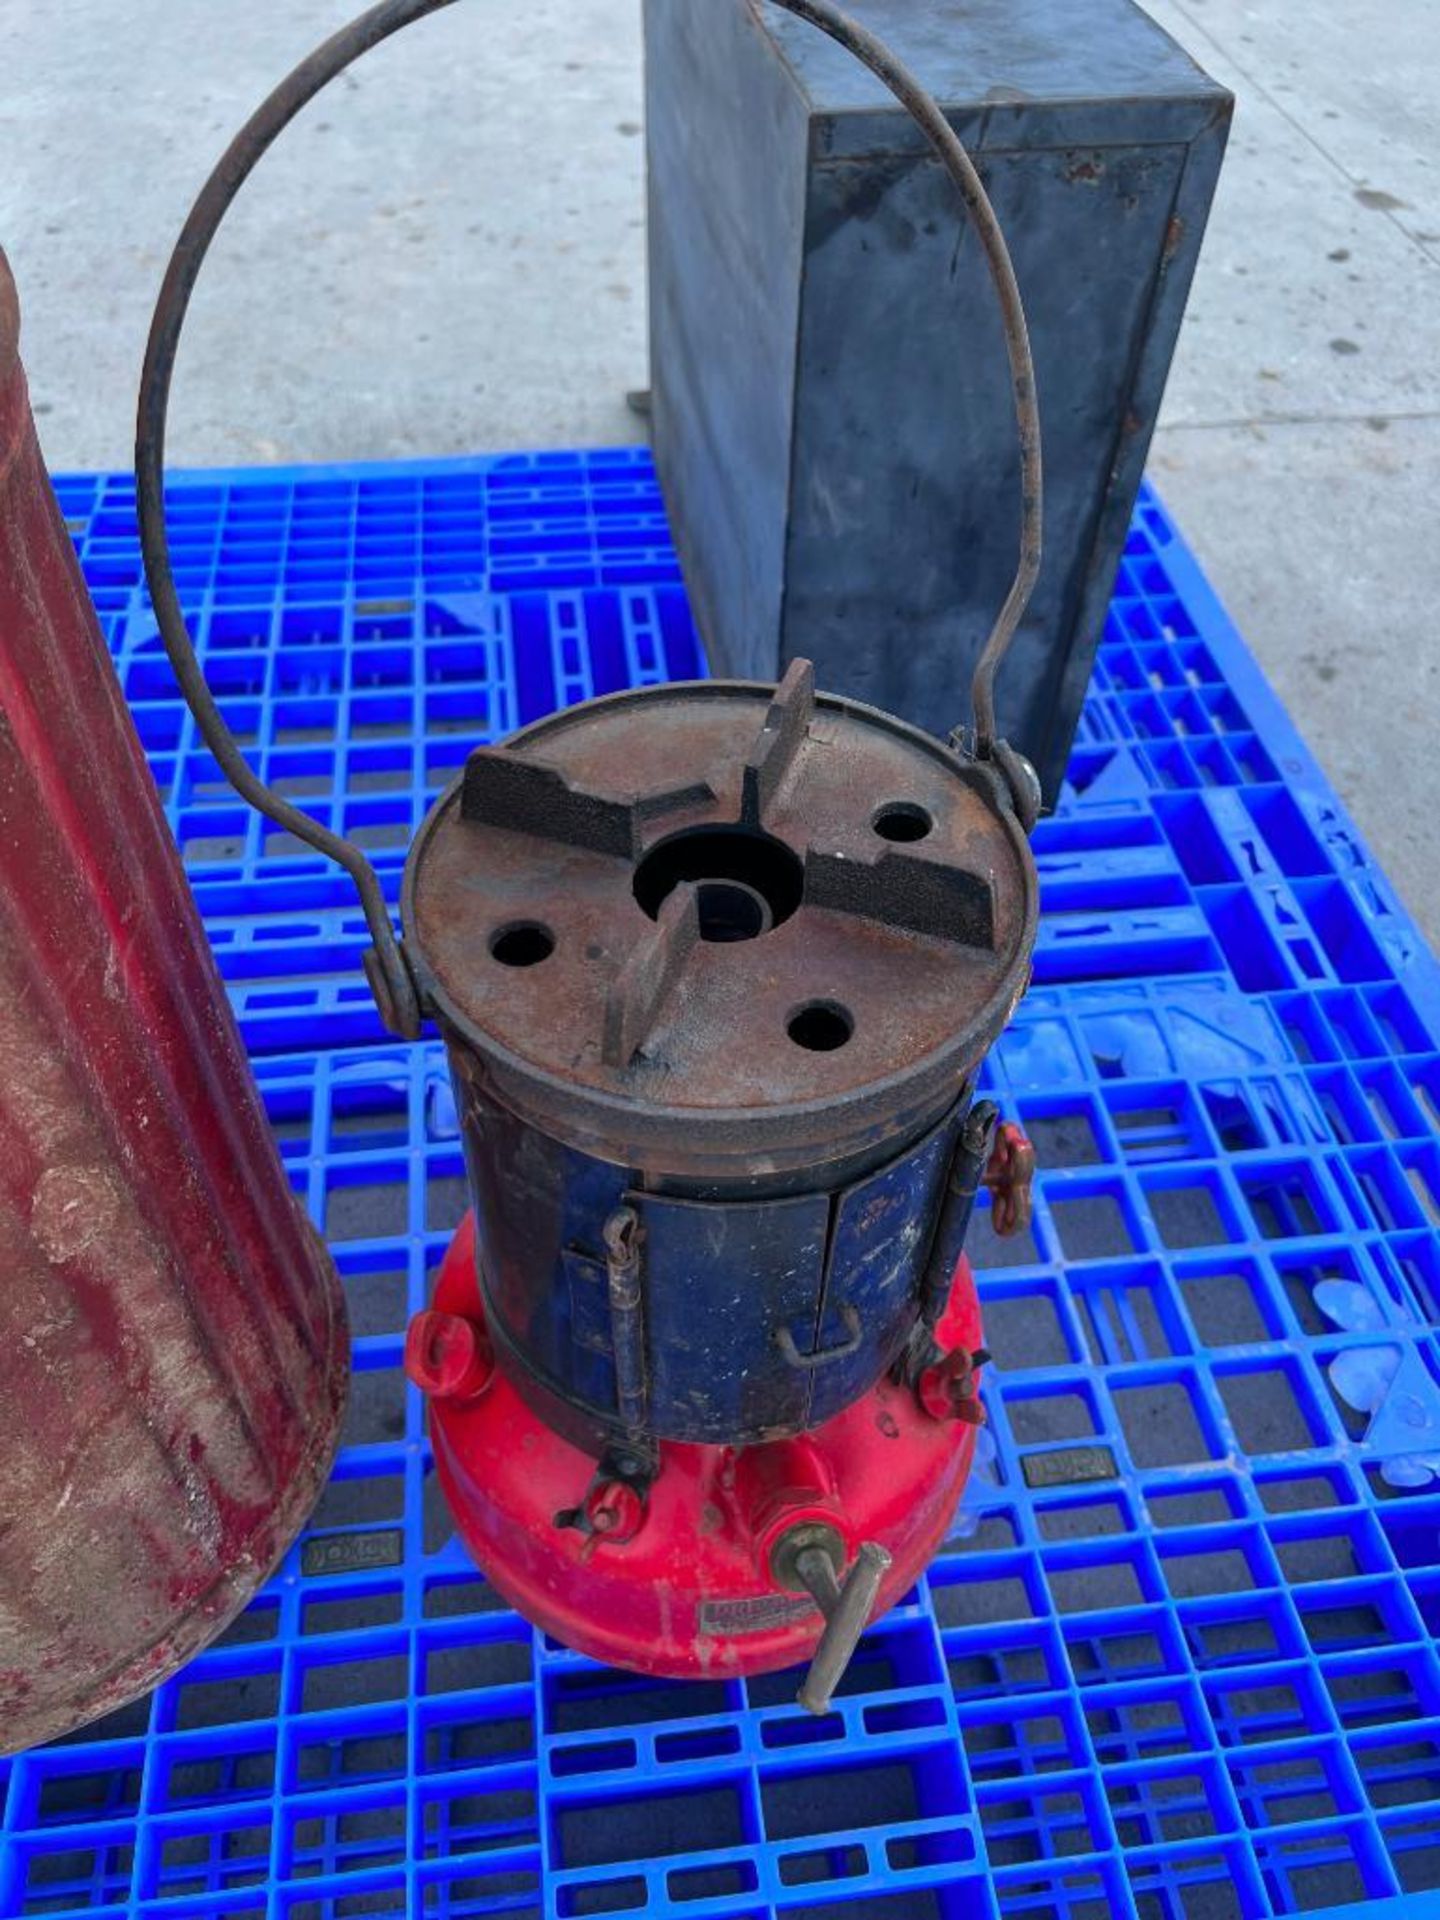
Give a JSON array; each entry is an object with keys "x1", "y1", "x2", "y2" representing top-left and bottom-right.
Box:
[{"x1": 403, "y1": 668, "x2": 1036, "y2": 1178}]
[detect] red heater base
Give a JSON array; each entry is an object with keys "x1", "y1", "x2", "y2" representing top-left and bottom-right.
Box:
[{"x1": 413, "y1": 1215, "x2": 985, "y2": 1682}]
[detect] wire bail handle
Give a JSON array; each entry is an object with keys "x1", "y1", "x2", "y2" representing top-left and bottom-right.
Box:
[{"x1": 136, "y1": 0, "x2": 1045, "y2": 1041}]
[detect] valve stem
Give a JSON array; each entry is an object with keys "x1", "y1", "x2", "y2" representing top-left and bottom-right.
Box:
[{"x1": 794, "y1": 1540, "x2": 893, "y2": 1716}]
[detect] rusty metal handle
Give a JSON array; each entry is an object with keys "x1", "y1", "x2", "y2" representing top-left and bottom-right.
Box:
[{"x1": 136, "y1": 0, "x2": 1044, "y2": 1043}]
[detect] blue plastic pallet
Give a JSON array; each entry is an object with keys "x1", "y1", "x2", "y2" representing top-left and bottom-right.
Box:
[{"x1": 2, "y1": 447, "x2": 1439, "y2": 1920}]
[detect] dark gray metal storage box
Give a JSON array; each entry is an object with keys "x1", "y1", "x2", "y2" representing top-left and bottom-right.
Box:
[{"x1": 643, "y1": 0, "x2": 1231, "y2": 801}]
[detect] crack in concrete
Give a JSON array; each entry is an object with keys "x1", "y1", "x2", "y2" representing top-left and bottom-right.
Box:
[{"x1": 1159, "y1": 409, "x2": 1440, "y2": 433}]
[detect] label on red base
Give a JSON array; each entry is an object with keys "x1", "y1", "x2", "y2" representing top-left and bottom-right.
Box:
[{"x1": 700, "y1": 1592, "x2": 821, "y2": 1637}]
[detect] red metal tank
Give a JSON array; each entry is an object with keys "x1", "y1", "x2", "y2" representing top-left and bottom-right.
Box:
[{"x1": 0, "y1": 249, "x2": 348, "y2": 1755}]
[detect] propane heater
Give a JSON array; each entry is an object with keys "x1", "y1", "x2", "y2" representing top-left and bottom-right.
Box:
[{"x1": 137, "y1": 0, "x2": 1044, "y2": 1712}]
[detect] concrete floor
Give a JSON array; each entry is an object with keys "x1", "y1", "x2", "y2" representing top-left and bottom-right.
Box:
[
  {"x1": 1140, "y1": 0, "x2": 1440, "y2": 949},
  {"x1": 3, "y1": 0, "x2": 1437, "y2": 942}
]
